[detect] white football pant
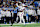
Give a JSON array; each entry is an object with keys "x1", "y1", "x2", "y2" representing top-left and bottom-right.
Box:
[{"x1": 18, "y1": 12, "x2": 25, "y2": 24}]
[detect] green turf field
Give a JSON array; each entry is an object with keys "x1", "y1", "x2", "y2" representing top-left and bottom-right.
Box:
[{"x1": 0, "y1": 23, "x2": 40, "y2": 27}]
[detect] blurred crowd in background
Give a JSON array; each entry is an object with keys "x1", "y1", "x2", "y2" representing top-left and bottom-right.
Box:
[
  {"x1": 0, "y1": 0, "x2": 40, "y2": 8},
  {"x1": 0, "y1": 0, "x2": 40, "y2": 24}
]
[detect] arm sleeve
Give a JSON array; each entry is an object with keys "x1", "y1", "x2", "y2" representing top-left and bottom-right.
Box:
[{"x1": 25, "y1": 8, "x2": 28, "y2": 13}]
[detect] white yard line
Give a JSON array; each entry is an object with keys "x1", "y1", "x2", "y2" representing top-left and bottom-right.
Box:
[{"x1": 0, "y1": 23, "x2": 36, "y2": 25}]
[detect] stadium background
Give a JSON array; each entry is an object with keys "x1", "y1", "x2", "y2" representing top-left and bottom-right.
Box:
[{"x1": 0, "y1": 0, "x2": 40, "y2": 27}]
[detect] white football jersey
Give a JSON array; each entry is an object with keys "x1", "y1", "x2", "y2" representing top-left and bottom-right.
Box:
[
  {"x1": 18, "y1": 6, "x2": 25, "y2": 11},
  {"x1": 6, "y1": 11, "x2": 11, "y2": 17},
  {"x1": 27, "y1": 9, "x2": 36, "y2": 16},
  {"x1": 1, "y1": 10, "x2": 6, "y2": 17},
  {"x1": 37, "y1": 9, "x2": 40, "y2": 15}
]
